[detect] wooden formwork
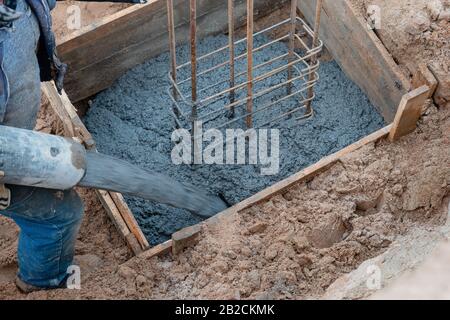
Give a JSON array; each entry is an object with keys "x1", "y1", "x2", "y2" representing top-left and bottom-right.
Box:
[
  {"x1": 43, "y1": 0, "x2": 437, "y2": 257},
  {"x1": 57, "y1": 0, "x2": 289, "y2": 103}
]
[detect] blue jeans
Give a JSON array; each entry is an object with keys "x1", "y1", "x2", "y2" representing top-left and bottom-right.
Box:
[
  {"x1": 0, "y1": 0, "x2": 84, "y2": 288},
  {"x1": 1, "y1": 188, "x2": 84, "y2": 288}
]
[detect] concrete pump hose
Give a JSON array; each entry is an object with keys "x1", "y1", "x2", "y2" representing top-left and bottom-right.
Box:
[
  {"x1": 78, "y1": 152, "x2": 228, "y2": 218},
  {"x1": 0, "y1": 125, "x2": 86, "y2": 190},
  {"x1": 0, "y1": 125, "x2": 227, "y2": 217}
]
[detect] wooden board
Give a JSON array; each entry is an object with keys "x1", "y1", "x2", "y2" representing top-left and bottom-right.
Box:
[
  {"x1": 42, "y1": 82, "x2": 150, "y2": 255},
  {"x1": 110, "y1": 192, "x2": 150, "y2": 250},
  {"x1": 41, "y1": 83, "x2": 76, "y2": 137},
  {"x1": 171, "y1": 224, "x2": 202, "y2": 255},
  {"x1": 58, "y1": 0, "x2": 287, "y2": 103},
  {"x1": 298, "y1": 0, "x2": 411, "y2": 122},
  {"x1": 97, "y1": 189, "x2": 142, "y2": 255},
  {"x1": 129, "y1": 239, "x2": 173, "y2": 262},
  {"x1": 388, "y1": 85, "x2": 430, "y2": 142},
  {"x1": 411, "y1": 64, "x2": 438, "y2": 99}
]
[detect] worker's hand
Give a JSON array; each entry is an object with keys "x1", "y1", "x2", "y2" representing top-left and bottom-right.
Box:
[{"x1": 0, "y1": 4, "x2": 22, "y2": 28}]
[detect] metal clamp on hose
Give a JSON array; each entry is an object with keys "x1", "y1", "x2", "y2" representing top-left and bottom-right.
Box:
[{"x1": 0, "y1": 171, "x2": 11, "y2": 210}]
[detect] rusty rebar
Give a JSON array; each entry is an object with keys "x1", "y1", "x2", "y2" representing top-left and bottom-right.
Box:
[
  {"x1": 167, "y1": 0, "x2": 178, "y2": 119},
  {"x1": 228, "y1": 0, "x2": 236, "y2": 117},
  {"x1": 190, "y1": 0, "x2": 198, "y2": 128},
  {"x1": 287, "y1": 0, "x2": 297, "y2": 95},
  {"x1": 306, "y1": 0, "x2": 323, "y2": 114},
  {"x1": 166, "y1": 13, "x2": 322, "y2": 132},
  {"x1": 246, "y1": 0, "x2": 254, "y2": 128}
]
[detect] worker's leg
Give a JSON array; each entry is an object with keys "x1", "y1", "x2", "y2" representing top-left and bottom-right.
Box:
[
  {"x1": 0, "y1": 0, "x2": 84, "y2": 289},
  {"x1": 1, "y1": 187, "x2": 84, "y2": 288},
  {"x1": 1, "y1": 0, "x2": 41, "y2": 130}
]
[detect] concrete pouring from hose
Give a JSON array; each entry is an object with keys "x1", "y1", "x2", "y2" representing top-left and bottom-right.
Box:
[{"x1": 0, "y1": 125, "x2": 228, "y2": 217}]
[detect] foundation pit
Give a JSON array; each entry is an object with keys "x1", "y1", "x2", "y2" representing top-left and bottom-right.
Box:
[{"x1": 84, "y1": 33, "x2": 385, "y2": 245}]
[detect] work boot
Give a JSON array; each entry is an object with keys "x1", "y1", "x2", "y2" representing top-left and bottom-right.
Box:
[
  {"x1": 15, "y1": 276, "x2": 68, "y2": 294},
  {"x1": 15, "y1": 276, "x2": 43, "y2": 294}
]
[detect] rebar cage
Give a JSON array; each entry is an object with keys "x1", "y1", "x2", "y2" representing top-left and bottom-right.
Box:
[{"x1": 167, "y1": 0, "x2": 323, "y2": 132}]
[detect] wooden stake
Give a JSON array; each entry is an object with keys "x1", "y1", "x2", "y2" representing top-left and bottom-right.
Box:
[
  {"x1": 172, "y1": 224, "x2": 202, "y2": 255},
  {"x1": 411, "y1": 64, "x2": 438, "y2": 99},
  {"x1": 389, "y1": 85, "x2": 430, "y2": 142}
]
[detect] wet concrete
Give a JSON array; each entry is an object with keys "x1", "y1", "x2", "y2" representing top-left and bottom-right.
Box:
[{"x1": 84, "y1": 35, "x2": 385, "y2": 245}]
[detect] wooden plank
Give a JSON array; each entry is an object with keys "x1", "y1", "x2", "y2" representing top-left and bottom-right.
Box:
[
  {"x1": 97, "y1": 189, "x2": 142, "y2": 255},
  {"x1": 388, "y1": 85, "x2": 430, "y2": 142},
  {"x1": 171, "y1": 224, "x2": 202, "y2": 255},
  {"x1": 110, "y1": 192, "x2": 150, "y2": 250},
  {"x1": 132, "y1": 240, "x2": 173, "y2": 261},
  {"x1": 58, "y1": 0, "x2": 286, "y2": 102},
  {"x1": 298, "y1": 0, "x2": 411, "y2": 122},
  {"x1": 412, "y1": 64, "x2": 438, "y2": 99},
  {"x1": 42, "y1": 82, "x2": 96, "y2": 148},
  {"x1": 41, "y1": 83, "x2": 76, "y2": 137}
]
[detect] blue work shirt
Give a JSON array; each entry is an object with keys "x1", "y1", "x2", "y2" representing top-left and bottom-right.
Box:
[{"x1": 0, "y1": 0, "x2": 142, "y2": 122}]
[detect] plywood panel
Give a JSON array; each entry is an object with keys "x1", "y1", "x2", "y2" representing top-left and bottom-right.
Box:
[{"x1": 298, "y1": 0, "x2": 411, "y2": 122}]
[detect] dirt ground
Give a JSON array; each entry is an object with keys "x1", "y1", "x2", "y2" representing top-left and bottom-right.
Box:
[
  {"x1": 2, "y1": 102, "x2": 446, "y2": 300},
  {"x1": 351, "y1": 0, "x2": 449, "y2": 108},
  {"x1": 0, "y1": 0, "x2": 449, "y2": 299},
  {"x1": 52, "y1": 1, "x2": 130, "y2": 41}
]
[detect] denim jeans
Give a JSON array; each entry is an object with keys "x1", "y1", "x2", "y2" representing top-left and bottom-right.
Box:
[
  {"x1": 0, "y1": 0, "x2": 84, "y2": 288},
  {"x1": 1, "y1": 188, "x2": 84, "y2": 287}
]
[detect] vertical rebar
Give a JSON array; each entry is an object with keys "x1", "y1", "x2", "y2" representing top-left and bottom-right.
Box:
[
  {"x1": 305, "y1": 0, "x2": 323, "y2": 114},
  {"x1": 228, "y1": 0, "x2": 236, "y2": 117},
  {"x1": 287, "y1": 0, "x2": 297, "y2": 95},
  {"x1": 246, "y1": 0, "x2": 254, "y2": 128},
  {"x1": 190, "y1": 0, "x2": 198, "y2": 130},
  {"x1": 167, "y1": 0, "x2": 178, "y2": 118}
]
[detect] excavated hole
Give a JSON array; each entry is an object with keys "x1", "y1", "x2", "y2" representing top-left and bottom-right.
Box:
[{"x1": 83, "y1": 24, "x2": 385, "y2": 247}]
